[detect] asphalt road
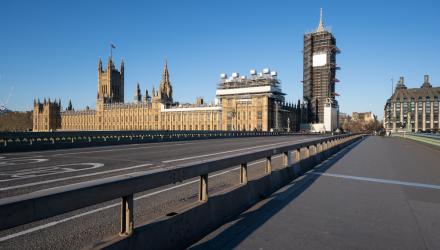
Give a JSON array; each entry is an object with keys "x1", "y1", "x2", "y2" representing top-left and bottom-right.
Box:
[
  {"x1": 192, "y1": 136, "x2": 440, "y2": 250},
  {"x1": 0, "y1": 135, "x2": 322, "y2": 250}
]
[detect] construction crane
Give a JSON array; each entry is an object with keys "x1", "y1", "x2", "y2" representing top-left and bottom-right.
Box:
[{"x1": 0, "y1": 86, "x2": 14, "y2": 112}]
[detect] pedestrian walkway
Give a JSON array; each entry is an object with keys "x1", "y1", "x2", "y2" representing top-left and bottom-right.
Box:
[{"x1": 191, "y1": 136, "x2": 440, "y2": 250}]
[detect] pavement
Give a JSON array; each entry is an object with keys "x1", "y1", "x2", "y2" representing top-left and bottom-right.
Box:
[
  {"x1": 191, "y1": 136, "x2": 440, "y2": 250},
  {"x1": 0, "y1": 135, "x2": 321, "y2": 250}
]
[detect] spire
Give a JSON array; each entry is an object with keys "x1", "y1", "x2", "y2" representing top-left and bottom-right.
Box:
[
  {"x1": 134, "y1": 82, "x2": 142, "y2": 103},
  {"x1": 107, "y1": 57, "x2": 113, "y2": 69},
  {"x1": 98, "y1": 58, "x2": 102, "y2": 71},
  {"x1": 316, "y1": 8, "x2": 325, "y2": 32},
  {"x1": 162, "y1": 59, "x2": 169, "y2": 83},
  {"x1": 144, "y1": 85, "x2": 150, "y2": 102},
  {"x1": 159, "y1": 58, "x2": 173, "y2": 102},
  {"x1": 67, "y1": 99, "x2": 73, "y2": 110}
]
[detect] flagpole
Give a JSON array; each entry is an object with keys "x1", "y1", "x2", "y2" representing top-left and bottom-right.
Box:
[{"x1": 110, "y1": 44, "x2": 112, "y2": 59}]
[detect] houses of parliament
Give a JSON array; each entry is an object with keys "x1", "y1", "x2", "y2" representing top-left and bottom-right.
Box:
[{"x1": 33, "y1": 57, "x2": 307, "y2": 132}]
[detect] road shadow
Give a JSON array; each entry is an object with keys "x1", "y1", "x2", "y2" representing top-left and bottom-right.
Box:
[{"x1": 189, "y1": 136, "x2": 367, "y2": 250}]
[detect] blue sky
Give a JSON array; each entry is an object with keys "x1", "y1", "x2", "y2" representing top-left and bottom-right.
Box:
[{"x1": 1, "y1": 0, "x2": 439, "y2": 119}]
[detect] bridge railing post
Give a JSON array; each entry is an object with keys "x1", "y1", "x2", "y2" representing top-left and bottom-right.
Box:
[
  {"x1": 283, "y1": 151, "x2": 291, "y2": 167},
  {"x1": 240, "y1": 163, "x2": 248, "y2": 184},
  {"x1": 199, "y1": 174, "x2": 208, "y2": 202},
  {"x1": 265, "y1": 156, "x2": 272, "y2": 173},
  {"x1": 316, "y1": 143, "x2": 323, "y2": 162},
  {"x1": 120, "y1": 194, "x2": 134, "y2": 236},
  {"x1": 292, "y1": 149, "x2": 301, "y2": 174}
]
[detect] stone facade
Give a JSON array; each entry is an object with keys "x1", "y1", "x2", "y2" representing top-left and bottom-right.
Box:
[
  {"x1": 384, "y1": 75, "x2": 440, "y2": 133},
  {"x1": 33, "y1": 98, "x2": 61, "y2": 132},
  {"x1": 352, "y1": 112, "x2": 376, "y2": 123},
  {"x1": 33, "y1": 59, "x2": 306, "y2": 132}
]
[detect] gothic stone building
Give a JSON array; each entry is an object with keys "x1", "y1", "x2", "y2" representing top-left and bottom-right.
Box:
[
  {"x1": 384, "y1": 75, "x2": 440, "y2": 133},
  {"x1": 33, "y1": 58, "x2": 306, "y2": 132}
]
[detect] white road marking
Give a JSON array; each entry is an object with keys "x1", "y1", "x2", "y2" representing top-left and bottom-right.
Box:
[
  {"x1": 0, "y1": 156, "x2": 282, "y2": 242},
  {"x1": 0, "y1": 156, "x2": 43, "y2": 160},
  {"x1": 0, "y1": 158, "x2": 48, "y2": 167},
  {"x1": 310, "y1": 172, "x2": 440, "y2": 190},
  {"x1": 0, "y1": 163, "x2": 104, "y2": 182},
  {"x1": 50, "y1": 142, "x2": 199, "y2": 157},
  {"x1": 162, "y1": 138, "x2": 316, "y2": 163},
  {"x1": 1, "y1": 141, "x2": 200, "y2": 158},
  {"x1": 0, "y1": 163, "x2": 152, "y2": 191}
]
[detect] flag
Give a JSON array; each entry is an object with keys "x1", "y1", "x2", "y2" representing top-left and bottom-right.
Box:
[{"x1": 111, "y1": 43, "x2": 116, "y2": 49}]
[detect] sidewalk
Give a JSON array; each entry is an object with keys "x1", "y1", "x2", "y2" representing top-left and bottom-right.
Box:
[{"x1": 190, "y1": 136, "x2": 440, "y2": 250}]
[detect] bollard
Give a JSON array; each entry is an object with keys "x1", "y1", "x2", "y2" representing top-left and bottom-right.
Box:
[
  {"x1": 120, "y1": 194, "x2": 134, "y2": 236},
  {"x1": 240, "y1": 163, "x2": 248, "y2": 184},
  {"x1": 199, "y1": 174, "x2": 208, "y2": 202}
]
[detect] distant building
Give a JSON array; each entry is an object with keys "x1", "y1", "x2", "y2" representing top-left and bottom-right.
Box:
[
  {"x1": 33, "y1": 59, "x2": 307, "y2": 132},
  {"x1": 33, "y1": 98, "x2": 61, "y2": 131},
  {"x1": 384, "y1": 75, "x2": 440, "y2": 133},
  {"x1": 352, "y1": 112, "x2": 376, "y2": 123},
  {"x1": 338, "y1": 112, "x2": 349, "y2": 125},
  {"x1": 302, "y1": 8, "x2": 340, "y2": 132}
]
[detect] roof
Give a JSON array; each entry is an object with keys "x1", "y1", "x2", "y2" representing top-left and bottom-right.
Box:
[{"x1": 390, "y1": 86, "x2": 440, "y2": 101}]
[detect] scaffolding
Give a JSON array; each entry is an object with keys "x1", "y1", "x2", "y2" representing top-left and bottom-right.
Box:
[{"x1": 303, "y1": 30, "x2": 340, "y2": 123}]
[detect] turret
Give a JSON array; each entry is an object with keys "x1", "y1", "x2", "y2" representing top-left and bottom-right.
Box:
[
  {"x1": 144, "y1": 86, "x2": 151, "y2": 103},
  {"x1": 98, "y1": 58, "x2": 102, "y2": 72},
  {"x1": 134, "y1": 82, "x2": 142, "y2": 103}
]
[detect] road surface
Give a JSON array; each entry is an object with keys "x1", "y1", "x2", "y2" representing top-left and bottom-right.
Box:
[
  {"x1": 192, "y1": 136, "x2": 440, "y2": 250},
  {"x1": 0, "y1": 135, "x2": 322, "y2": 249}
]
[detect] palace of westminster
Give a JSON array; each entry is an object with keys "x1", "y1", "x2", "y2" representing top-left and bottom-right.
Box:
[{"x1": 33, "y1": 9, "x2": 340, "y2": 132}]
